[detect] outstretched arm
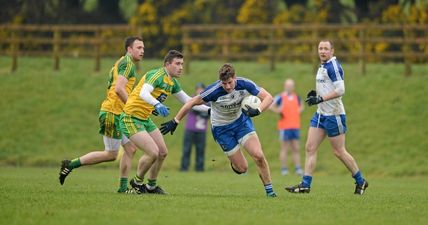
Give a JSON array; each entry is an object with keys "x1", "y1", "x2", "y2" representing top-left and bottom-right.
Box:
[
  {"x1": 160, "y1": 95, "x2": 206, "y2": 135},
  {"x1": 174, "y1": 95, "x2": 206, "y2": 123}
]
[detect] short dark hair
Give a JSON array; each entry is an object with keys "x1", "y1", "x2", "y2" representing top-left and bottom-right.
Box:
[
  {"x1": 164, "y1": 50, "x2": 184, "y2": 64},
  {"x1": 124, "y1": 36, "x2": 143, "y2": 51},
  {"x1": 319, "y1": 39, "x2": 334, "y2": 49},
  {"x1": 218, "y1": 63, "x2": 235, "y2": 81}
]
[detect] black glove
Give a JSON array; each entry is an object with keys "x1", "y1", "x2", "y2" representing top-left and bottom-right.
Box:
[
  {"x1": 305, "y1": 93, "x2": 323, "y2": 106},
  {"x1": 307, "y1": 90, "x2": 317, "y2": 98},
  {"x1": 242, "y1": 105, "x2": 261, "y2": 117},
  {"x1": 160, "y1": 119, "x2": 178, "y2": 135}
]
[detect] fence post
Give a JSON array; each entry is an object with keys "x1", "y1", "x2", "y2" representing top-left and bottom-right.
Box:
[
  {"x1": 94, "y1": 27, "x2": 101, "y2": 72},
  {"x1": 53, "y1": 26, "x2": 61, "y2": 70},
  {"x1": 222, "y1": 29, "x2": 230, "y2": 62},
  {"x1": 10, "y1": 26, "x2": 19, "y2": 72},
  {"x1": 402, "y1": 25, "x2": 412, "y2": 76},
  {"x1": 312, "y1": 24, "x2": 320, "y2": 73},
  {"x1": 182, "y1": 27, "x2": 190, "y2": 73},
  {"x1": 359, "y1": 24, "x2": 366, "y2": 75},
  {"x1": 269, "y1": 27, "x2": 276, "y2": 71}
]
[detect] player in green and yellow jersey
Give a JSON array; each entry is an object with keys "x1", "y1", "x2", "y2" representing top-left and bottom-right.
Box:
[
  {"x1": 59, "y1": 37, "x2": 144, "y2": 193},
  {"x1": 120, "y1": 50, "x2": 209, "y2": 194}
]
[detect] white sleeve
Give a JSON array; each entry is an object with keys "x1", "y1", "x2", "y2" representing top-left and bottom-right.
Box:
[
  {"x1": 333, "y1": 80, "x2": 345, "y2": 96},
  {"x1": 139, "y1": 83, "x2": 160, "y2": 106},
  {"x1": 173, "y1": 90, "x2": 210, "y2": 112},
  {"x1": 173, "y1": 90, "x2": 192, "y2": 104}
]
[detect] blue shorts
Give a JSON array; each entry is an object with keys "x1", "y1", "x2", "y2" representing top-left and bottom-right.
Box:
[
  {"x1": 279, "y1": 129, "x2": 300, "y2": 141},
  {"x1": 310, "y1": 112, "x2": 347, "y2": 137},
  {"x1": 211, "y1": 114, "x2": 255, "y2": 156}
]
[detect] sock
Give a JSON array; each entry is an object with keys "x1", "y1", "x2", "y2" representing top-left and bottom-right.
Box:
[
  {"x1": 295, "y1": 166, "x2": 301, "y2": 171},
  {"x1": 147, "y1": 179, "x2": 157, "y2": 190},
  {"x1": 302, "y1": 175, "x2": 312, "y2": 188},
  {"x1": 118, "y1": 177, "x2": 128, "y2": 191},
  {"x1": 69, "y1": 158, "x2": 81, "y2": 170},
  {"x1": 281, "y1": 167, "x2": 288, "y2": 172},
  {"x1": 353, "y1": 171, "x2": 365, "y2": 185},
  {"x1": 264, "y1": 183, "x2": 274, "y2": 195},
  {"x1": 134, "y1": 175, "x2": 144, "y2": 185}
]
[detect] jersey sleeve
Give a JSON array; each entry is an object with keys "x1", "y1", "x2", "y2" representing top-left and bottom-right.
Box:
[
  {"x1": 117, "y1": 59, "x2": 135, "y2": 80},
  {"x1": 200, "y1": 82, "x2": 220, "y2": 102},
  {"x1": 274, "y1": 95, "x2": 282, "y2": 106},
  {"x1": 171, "y1": 79, "x2": 182, "y2": 94},
  {"x1": 242, "y1": 78, "x2": 261, "y2": 96},
  {"x1": 326, "y1": 60, "x2": 344, "y2": 82}
]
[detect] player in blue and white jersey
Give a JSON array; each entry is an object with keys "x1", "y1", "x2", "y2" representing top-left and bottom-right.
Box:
[
  {"x1": 285, "y1": 40, "x2": 368, "y2": 195},
  {"x1": 160, "y1": 63, "x2": 277, "y2": 197}
]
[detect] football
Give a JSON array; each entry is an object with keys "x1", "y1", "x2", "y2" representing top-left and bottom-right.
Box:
[{"x1": 241, "y1": 95, "x2": 261, "y2": 110}]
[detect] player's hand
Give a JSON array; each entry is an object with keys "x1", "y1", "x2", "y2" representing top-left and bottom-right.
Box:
[
  {"x1": 152, "y1": 106, "x2": 169, "y2": 116},
  {"x1": 242, "y1": 105, "x2": 261, "y2": 117},
  {"x1": 305, "y1": 95, "x2": 323, "y2": 106},
  {"x1": 160, "y1": 119, "x2": 178, "y2": 135},
  {"x1": 306, "y1": 90, "x2": 317, "y2": 98},
  {"x1": 154, "y1": 103, "x2": 170, "y2": 117}
]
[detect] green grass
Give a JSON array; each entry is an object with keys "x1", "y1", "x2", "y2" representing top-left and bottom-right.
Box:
[
  {"x1": 0, "y1": 56, "x2": 427, "y2": 176},
  {"x1": 0, "y1": 167, "x2": 427, "y2": 225}
]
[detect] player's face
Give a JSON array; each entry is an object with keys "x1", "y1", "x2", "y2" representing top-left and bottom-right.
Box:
[
  {"x1": 284, "y1": 79, "x2": 294, "y2": 92},
  {"x1": 129, "y1": 40, "x2": 145, "y2": 61},
  {"x1": 165, "y1": 58, "x2": 184, "y2": 77},
  {"x1": 318, "y1": 41, "x2": 334, "y2": 63},
  {"x1": 221, "y1": 77, "x2": 236, "y2": 93}
]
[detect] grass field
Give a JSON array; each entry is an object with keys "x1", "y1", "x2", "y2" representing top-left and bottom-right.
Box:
[
  {"x1": 0, "y1": 56, "x2": 427, "y2": 224},
  {"x1": 0, "y1": 167, "x2": 427, "y2": 225},
  {"x1": 0, "y1": 56, "x2": 427, "y2": 176}
]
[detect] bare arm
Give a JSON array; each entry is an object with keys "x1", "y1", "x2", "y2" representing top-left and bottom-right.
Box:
[
  {"x1": 269, "y1": 102, "x2": 281, "y2": 114},
  {"x1": 174, "y1": 95, "x2": 206, "y2": 123},
  {"x1": 115, "y1": 75, "x2": 129, "y2": 103},
  {"x1": 257, "y1": 88, "x2": 273, "y2": 113}
]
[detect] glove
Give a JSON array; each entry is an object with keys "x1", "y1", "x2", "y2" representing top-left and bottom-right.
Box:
[
  {"x1": 154, "y1": 103, "x2": 170, "y2": 117},
  {"x1": 160, "y1": 119, "x2": 178, "y2": 135},
  {"x1": 305, "y1": 95, "x2": 323, "y2": 106},
  {"x1": 242, "y1": 105, "x2": 261, "y2": 117},
  {"x1": 152, "y1": 106, "x2": 169, "y2": 116},
  {"x1": 307, "y1": 90, "x2": 317, "y2": 98}
]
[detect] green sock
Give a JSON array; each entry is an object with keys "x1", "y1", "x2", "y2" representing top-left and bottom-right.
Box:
[
  {"x1": 147, "y1": 179, "x2": 157, "y2": 188},
  {"x1": 69, "y1": 158, "x2": 81, "y2": 169},
  {"x1": 134, "y1": 175, "x2": 144, "y2": 185},
  {"x1": 118, "y1": 177, "x2": 128, "y2": 192}
]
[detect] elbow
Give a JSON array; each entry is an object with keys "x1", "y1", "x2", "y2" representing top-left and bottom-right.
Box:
[{"x1": 335, "y1": 87, "x2": 345, "y2": 96}]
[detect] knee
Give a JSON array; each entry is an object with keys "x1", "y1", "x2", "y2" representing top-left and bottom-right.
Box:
[
  {"x1": 232, "y1": 163, "x2": 247, "y2": 174},
  {"x1": 106, "y1": 151, "x2": 118, "y2": 161},
  {"x1": 332, "y1": 148, "x2": 345, "y2": 158},
  {"x1": 158, "y1": 150, "x2": 168, "y2": 160},
  {"x1": 305, "y1": 144, "x2": 317, "y2": 155},
  {"x1": 253, "y1": 153, "x2": 266, "y2": 166}
]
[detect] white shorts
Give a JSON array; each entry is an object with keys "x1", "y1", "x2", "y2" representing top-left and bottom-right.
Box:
[{"x1": 103, "y1": 135, "x2": 131, "y2": 151}]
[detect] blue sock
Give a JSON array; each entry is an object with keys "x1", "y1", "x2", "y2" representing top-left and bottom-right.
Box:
[
  {"x1": 302, "y1": 175, "x2": 312, "y2": 188},
  {"x1": 353, "y1": 171, "x2": 365, "y2": 185},
  {"x1": 264, "y1": 183, "x2": 274, "y2": 194}
]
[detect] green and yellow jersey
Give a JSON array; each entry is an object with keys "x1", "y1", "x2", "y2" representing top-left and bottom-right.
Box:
[
  {"x1": 123, "y1": 67, "x2": 182, "y2": 120},
  {"x1": 100, "y1": 54, "x2": 138, "y2": 115}
]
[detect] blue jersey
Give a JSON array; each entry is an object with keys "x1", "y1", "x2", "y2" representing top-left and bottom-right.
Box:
[
  {"x1": 200, "y1": 77, "x2": 260, "y2": 126},
  {"x1": 316, "y1": 56, "x2": 346, "y2": 115}
]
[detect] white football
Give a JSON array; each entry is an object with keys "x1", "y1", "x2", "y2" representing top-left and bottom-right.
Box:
[{"x1": 241, "y1": 95, "x2": 261, "y2": 110}]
